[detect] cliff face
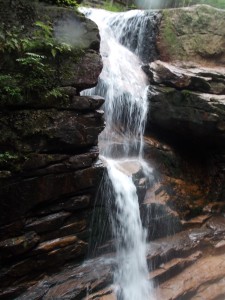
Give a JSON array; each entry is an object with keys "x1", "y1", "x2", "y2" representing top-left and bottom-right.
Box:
[
  {"x1": 0, "y1": 1, "x2": 105, "y2": 298},
  {"x1": 1, "y1": 3, "x2": 225, "y2": 300},
  {"x1": 141, "y1": 5, "x2": 225, "y2": 299}
]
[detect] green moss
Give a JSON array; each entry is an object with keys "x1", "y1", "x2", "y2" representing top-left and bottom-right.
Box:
[
  {"x1": 102, "y1": 1, "x2": 125, "y2": 12},
  {"x1": 0, "y1": 151, "x2": 28, "y2": 172},
  {"x1": 161, "y1": 10, "x2": 184, "y2": 58}
]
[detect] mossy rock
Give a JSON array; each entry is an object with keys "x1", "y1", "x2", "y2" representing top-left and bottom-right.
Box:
[{"x1": 157, "y1": 5, "x2": 225, "y2": 66}]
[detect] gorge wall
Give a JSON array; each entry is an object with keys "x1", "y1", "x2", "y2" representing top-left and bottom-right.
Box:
[
  {"x1": 1, "y1": 2, "x2": 225, "y2": 300},
  {"x1": 0, "y1": 1, "x2": 105, "y2": 298}
]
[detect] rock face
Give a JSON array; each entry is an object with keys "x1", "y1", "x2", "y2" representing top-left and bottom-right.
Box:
[
  {"x1": 1, "y1": 3, "x2": 225, "y2": 300},
  {"x1": 13, "y1": 215, "x2": 225, "y2": 300},
  {"x1": 138, "y1": 4, "x2": 225, "y2": 299},
  {"x1": 0, "y1": 1, "x2": 105, "y2": 298},
  {"x1": 143, "y1": 61, "x2": 225, "y2": 147},
  {"x1": 156, "y1": 5, "x2": 225, "y2": 66}
]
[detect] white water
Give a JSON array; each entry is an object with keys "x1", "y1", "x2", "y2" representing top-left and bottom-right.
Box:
[{"x1": 80, "y1": 8, "x2": 154, "y2": 300}]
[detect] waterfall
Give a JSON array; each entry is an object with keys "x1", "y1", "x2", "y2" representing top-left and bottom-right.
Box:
[{"x1": 80, "y1": 8, "x2": 155, "y2": 300}]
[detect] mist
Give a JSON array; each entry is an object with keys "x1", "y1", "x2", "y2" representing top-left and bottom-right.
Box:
[
  {"x1": 54, "y1": 18, "x2": 86, "y2": 48},
  {"x1": 134, "y1": 0, "x2": 197, "y2": 9},
  {"x1": 135, "y1": 0, "x2": 168, "y2": 9}
]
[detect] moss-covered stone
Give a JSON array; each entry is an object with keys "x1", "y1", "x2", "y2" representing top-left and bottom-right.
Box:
[{"x1": 157, "y1": 5, "x2": 225, "y2": 66}]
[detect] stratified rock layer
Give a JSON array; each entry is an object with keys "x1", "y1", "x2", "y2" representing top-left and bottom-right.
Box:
[
  {"x1": 0, "y1": 1, "x2": 105, "y2": 298},
  {"x1": 13, "y1": 215, "x2": 225, "y2": 300},
  {"x1": 144, "y1": 60, "x2": 225, "y2": 147}
]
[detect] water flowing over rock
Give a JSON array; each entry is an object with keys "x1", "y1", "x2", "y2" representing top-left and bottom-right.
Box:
[
  {"x1": 1, "y1": 2, "x2": 225, "y2": 300},
  {"x1": 81, "y1": 7, "x2": 154, "y2": 299}
]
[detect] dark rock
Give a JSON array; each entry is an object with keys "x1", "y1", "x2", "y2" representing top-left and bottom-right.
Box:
[
  {"x1": 0, "y1": 0, "x2": 105, "y2": 295},
  {"x1": 40, "y1": 219, "x2": 87, "y2": 242},
  {"x1": 15, "y1": 255, "x2": 113, "y2": 300},
  {"x1": 0, "y1": 237, "x2": 88, "y2": 288},
  {"x1": 60, "y1": 50, "x2": 103, "y2": 90},
  {"x1": 22, "y1": 154, "x2": 69, "y2": 171},
  {"x1": 0, "y1": 163, "x2": 104, "y2": 225},
  {"x1": 0, "y1": 109, "x2": 104, "y2": 153},
  {"x1": 25, "y1": 212, "x2": 71, "y2": 234},
  {"x1": 147, "y1": 85, "x2": 225, "y2": 147},
  {"x1": 0, "y1": 220, "x2": 24, "y2": 240},
  {"x1": 1, "y1": 94, "x2": 104, "y2": 111},
  {"x1": 143, "y1": 60, "x2": 225, "y2": 94},
  {"x1": 33, "y1": 236, "x2": 80, "y2": 254},
  {"x1": 0, "y1": 232, "x2": 39, "y2": 258},
  {"x1": 32, "y1": 195, "x2": 91, "y2": 217},
  {"x1": 0, "y1": 0, "x2": 101, "y2": 52},
  {"x1": 21, "y1": 150, "x2": 99, "y2": 177},
  {"x1": 10, "y1": 216, "x2": 225, "y2": 300}
]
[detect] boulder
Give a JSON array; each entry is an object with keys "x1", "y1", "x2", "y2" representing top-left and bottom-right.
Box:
[
  {"x1": 143, "y1": 60, "x2": 225, "y2": 94},
  {"x1": 145, "y1": 61, "x2": 225, "y2": 147},
  {"x1": 157, "y1": 5, "x2": 225, "y2": 67}
]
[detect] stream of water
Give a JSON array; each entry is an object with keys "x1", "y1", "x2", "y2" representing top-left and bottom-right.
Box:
[{"x1": 80, "y1": 8, "x2": 155, "y2": 300}]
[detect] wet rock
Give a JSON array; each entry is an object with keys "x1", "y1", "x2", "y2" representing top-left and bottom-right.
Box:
[
  {"x1": 143, "y1": 135, "x2": 214, "y2": 220},
  {"x1": 25, "y1": 212, "x2": 71, "y2": 234},
  {"x1": 156, "y1": 252, "x2": 225, "y2": 300},
  {"x1": 33, "y1": 236, "x2": 79, "y2": 253},
  {"x1": 15, "y1": 256, "x2": 114, "y2": 300},
  {"x1": 60, "y1": 50, "x2": 103, "y2": 90},
  {"x1": 21, "y1": 150, "x2": 99, "y2": 177},
  {"x1": 0, "y1": 0, "x2": 105, "y2": 295},
  {"x1": 147, "y1": 84, "x2": 225, "y2": 147},
  {"x1": 2, "y1": 94, "x2": 104, "y2": 111},
  {"x1": 140, "y1": 185, "x2": 182, "y2": 240},
  {"x1": 0, "y1": 232, "x2": 39, "y2": 258},
  {"x1": 150, "y1": 251, "x2": 202, "y2": 285},
  {"x1": 203, "y1": 202, "x2": 225, "y2": 214},
  {"x1": 30, "y1": 195, "x2": 91, "y2": 217},
  {"x1": 0, "y1": 163, "x2": 104, "y2": 225},
  {"x1": 12, "y1": 216, "x2": 225, "y2": 300},
  {"x1": 205, "y1": 215, "x2": 225, "y2": 235},
  {"x1": 0, "y1": 109, "x2": 104, "y2": 153},
  {"x1": 143, "y1": 60, "x2": 225, "y2": 94},
  {"x1": 40, "y1": 219, "x2": 87, "y2": 242}
]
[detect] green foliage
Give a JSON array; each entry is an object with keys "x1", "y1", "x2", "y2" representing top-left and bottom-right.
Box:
[
  {"x1": 40, "y1": 0, "x2": 78, "y2": 8},
  {"x1": 102, "y1": 1, "x2": 125, "y2": 11},
  {"x1": 0, "y1": 151, "x2": 27, "y2": 172},
  {"x1": 45, "y1": 87, "x2": 64, "y2": 99},
  {"x1": 0, "y1": 74, "x2": 22, "y2": 102},
  {"x1": 160, "y1": 0, "x2": 225, "y2": 9},
  {"x1": 0, "y1": 21, "x2": 73, "y2": 103},
  {"x1": 0, "y1": 152, "x2": 18, "y2": 162}
]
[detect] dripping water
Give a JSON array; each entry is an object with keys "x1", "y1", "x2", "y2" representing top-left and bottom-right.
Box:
[{"x1": 80, "y1": 8, "x2": 156, "y2": 299}]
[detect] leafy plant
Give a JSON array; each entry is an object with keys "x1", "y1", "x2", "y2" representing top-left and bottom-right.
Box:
[
  {"x1": 45, "y1": 87, "x2": 64, "y2": 99},
  {"x1": 0, "y1": 152, "x2": 18, "y2": 162},
  {"x1": 39, "y1": 0, "x2": 78, "y2": 8},
  {"x1": 0, "y1": 74, "x2": 22, "y2": 102},
  {"x1": 0, "y1": 20, "x2": 73, "y2": 102},
  {"x1": 102, "y1": 1, "x2": 125, "y2": 11}
]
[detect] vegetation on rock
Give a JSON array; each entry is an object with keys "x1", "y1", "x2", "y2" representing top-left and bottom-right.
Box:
[
  {"x1": 39, "y1": 0, "x2": 78, "y2": 8},
  {"x1": 0, "y1": 21, "x2": 74, "y2": 103}
]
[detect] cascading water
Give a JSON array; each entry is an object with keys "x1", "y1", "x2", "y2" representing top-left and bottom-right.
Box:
[{"x1": 80, "y1": 8, "x2": 155, "y2": 300}]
